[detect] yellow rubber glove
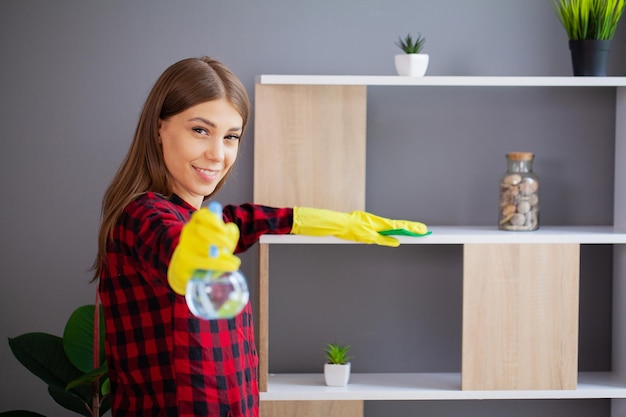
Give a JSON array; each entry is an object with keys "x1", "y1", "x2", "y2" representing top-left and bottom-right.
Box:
[
  {"x1": 167, "y1": 207, "x2": 241, "y2": 295},
  {"x1": 291, "y1": 207, "x2": 428, "y2": 247}
]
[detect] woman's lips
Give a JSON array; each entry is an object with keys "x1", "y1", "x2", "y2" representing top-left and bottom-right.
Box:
[{"x1": 195, "y1": 166, "x2": 220, "y2": 181}]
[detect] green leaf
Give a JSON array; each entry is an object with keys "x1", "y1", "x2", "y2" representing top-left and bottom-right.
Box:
[
  {"x1": 0, "y1": 412, "x2": 48, "y2": 417},
  {"x1": 47, "y1": 385, "x2": 90, "y2": 417},
  {"x1": 63, "y1": 304, "x2": 105, "y2": 373},
  {"x1": 8, "y1": 333, "x2": 83, "y2": 391},
  {"x1": 101, "y1": 375, "x2": 111, "y2": 396},
  {"x1": 66, "y1": 362, "x2": 108, "y2": 390}
]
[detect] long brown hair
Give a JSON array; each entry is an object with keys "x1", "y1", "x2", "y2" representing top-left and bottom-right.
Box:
[{"x1": 92, "y1": 57, "x2": 250, "y2": 280}]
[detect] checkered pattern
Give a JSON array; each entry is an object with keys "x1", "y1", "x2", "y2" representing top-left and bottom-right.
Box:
[{"x1": 99, "y1": 192, "x2": 293, "y2": 417}]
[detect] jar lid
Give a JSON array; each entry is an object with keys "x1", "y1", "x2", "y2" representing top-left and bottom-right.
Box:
[{"x1": 506, "y1": 152, "x2": 534, "y2": 161}]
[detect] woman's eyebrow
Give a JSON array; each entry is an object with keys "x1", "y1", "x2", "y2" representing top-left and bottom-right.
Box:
[
  {"x1": 189, "y1": 117, "x2": 242, "y2": 132},
  {"x1": 189, "y1": 117, "x2": 216, "y2": 128}
]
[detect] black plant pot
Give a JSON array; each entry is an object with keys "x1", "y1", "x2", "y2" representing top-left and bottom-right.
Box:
[{"x1": 569, "y1": 39, "x2": 611, "y2": 76}]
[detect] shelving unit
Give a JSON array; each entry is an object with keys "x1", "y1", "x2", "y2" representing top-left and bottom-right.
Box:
[{"x1": 253, "y1": 75, "x2": 626, "y2": 417}]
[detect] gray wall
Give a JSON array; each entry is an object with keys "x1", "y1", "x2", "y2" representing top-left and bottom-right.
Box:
[{"x1": 0, "y1": 1, "x2": 623, "y2": 416}]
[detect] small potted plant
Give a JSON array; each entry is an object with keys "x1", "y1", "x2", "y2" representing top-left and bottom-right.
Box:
[
  {"x1": 324, "y1": 343, "x2": 354, "y2": 387},
  {"x1": 394, "y1": 32, "x2": 429, "y2": 77},
  {"x1": 552, "y1": 0, "x2": 625, "y2": 75}
]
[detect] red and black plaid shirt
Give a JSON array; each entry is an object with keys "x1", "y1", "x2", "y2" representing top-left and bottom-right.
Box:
[{"x1": 99, "y1": 192, "x2": 293, "y2": 417}]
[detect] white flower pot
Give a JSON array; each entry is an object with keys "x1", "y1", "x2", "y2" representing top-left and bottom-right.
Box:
[
  {"x1": 324, "y1": 362, "x2": 351, "y2": 387},
  {"x1": 394, "y1": 53, "x2": 429, "y2": 77}
]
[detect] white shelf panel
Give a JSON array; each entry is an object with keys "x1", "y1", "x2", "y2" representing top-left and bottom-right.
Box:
[
  {"x1": 260, "y1": 226, "x2": 626, "y2": 245},
  {"x1": 260, "y1": 372, "x2": 626, "y2": 401},
  {"x1": 256, "y1": 75, "x2": 626, "y2": 87}
]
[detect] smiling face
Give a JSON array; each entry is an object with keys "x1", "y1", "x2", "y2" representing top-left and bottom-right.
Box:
[{"x1": 158, "y1": 98, "x2": 242, "y2": 209}]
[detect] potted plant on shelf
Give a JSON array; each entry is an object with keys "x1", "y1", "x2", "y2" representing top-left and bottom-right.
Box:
[
  {"x1": 552, "y1": 0, "x2": 626, "y2": 76},
  {"x1": 394, "y1": 32, "x2": 429, "y2": 77},
  {"x1": 323, "y1": 343, "x2": 354, "y2": 387}
]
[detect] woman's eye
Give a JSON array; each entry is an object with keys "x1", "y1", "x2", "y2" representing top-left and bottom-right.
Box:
[
  {"x1": 193, "y1": 127, "x2": 208, "y2": 135},
  {"x1": 225, "y1": 134, "x2": 241, "y2": 141}
]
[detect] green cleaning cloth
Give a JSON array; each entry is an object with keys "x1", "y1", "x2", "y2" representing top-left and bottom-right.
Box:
[{"x1": 379, "y1": 229, "x2": 432, "y2": 237}]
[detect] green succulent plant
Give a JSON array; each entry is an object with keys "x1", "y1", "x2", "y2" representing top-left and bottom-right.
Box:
[
  {"x1": 325, "y1": 343, "x2": 354, "y2": 365},
  {"x1": 553, "y1": 0, "x2": 625, "y2": 40},
  {"x1": 395, "y1": 33, "x2": 426, "y2": 54}
]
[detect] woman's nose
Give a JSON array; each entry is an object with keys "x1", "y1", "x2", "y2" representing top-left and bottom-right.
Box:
[{"x1": 204, "y1": 139, "x2": 224, "y2": 161}]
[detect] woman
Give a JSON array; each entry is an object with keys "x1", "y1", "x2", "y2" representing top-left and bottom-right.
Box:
[{"x1": 93, "y1": 56, "x2": 427, "y2": 417}]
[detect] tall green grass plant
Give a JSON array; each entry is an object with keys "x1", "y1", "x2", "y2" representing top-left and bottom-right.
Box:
[{"x1": 553, "y1": 0, "x2": 625, "y2": 40}]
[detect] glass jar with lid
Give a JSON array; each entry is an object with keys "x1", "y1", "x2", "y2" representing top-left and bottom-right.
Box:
[{"x1": 498, "y1": 152, "x2": 540, "y2": 231}]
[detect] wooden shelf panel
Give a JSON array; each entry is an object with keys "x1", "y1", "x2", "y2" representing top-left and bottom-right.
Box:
[
  {"x1": 260, "y1": 372, "x2": 626, "y2": 401},
  {"x1": 253, "y1": 84, "x2": 367, "y2": 212},
  {"x1": 256, "y1": 75, "x2": 626, "y2": 87},
  {"x1": 260, "y1": 226, "x2": 626, "y2": 245},
  {"x1": 462, "y1": 243, "x2": 579, "y2": 390}
]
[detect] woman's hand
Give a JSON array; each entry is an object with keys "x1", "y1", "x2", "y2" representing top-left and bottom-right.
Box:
[
  {"x1": 291, "y1": 207, "x2": 428, "y2": 247},
  {"x1": 168, "y1": 206, "x2": 240, "y2": 295}
]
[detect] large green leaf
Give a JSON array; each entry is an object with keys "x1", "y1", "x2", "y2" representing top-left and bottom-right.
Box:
[
  {"x1": 63, "y1": 305, "x2": 106, "y2": 373},
  {"x1": 50, "y1": 382, "x2": 111, "y2": 417},
  {"x1": 8, "y1": 303, "x2": 108, "y2": 416},
  {"x1": 8, "y1": 333, "x2": 83, "y2": 391},
  {"x1": 47, "y1": 385, "x2": 90, "y2": 417}
]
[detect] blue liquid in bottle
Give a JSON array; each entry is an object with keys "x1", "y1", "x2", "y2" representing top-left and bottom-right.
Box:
[{"x1": 185, "y1": 202, "x2": 249, "y2": 320}]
